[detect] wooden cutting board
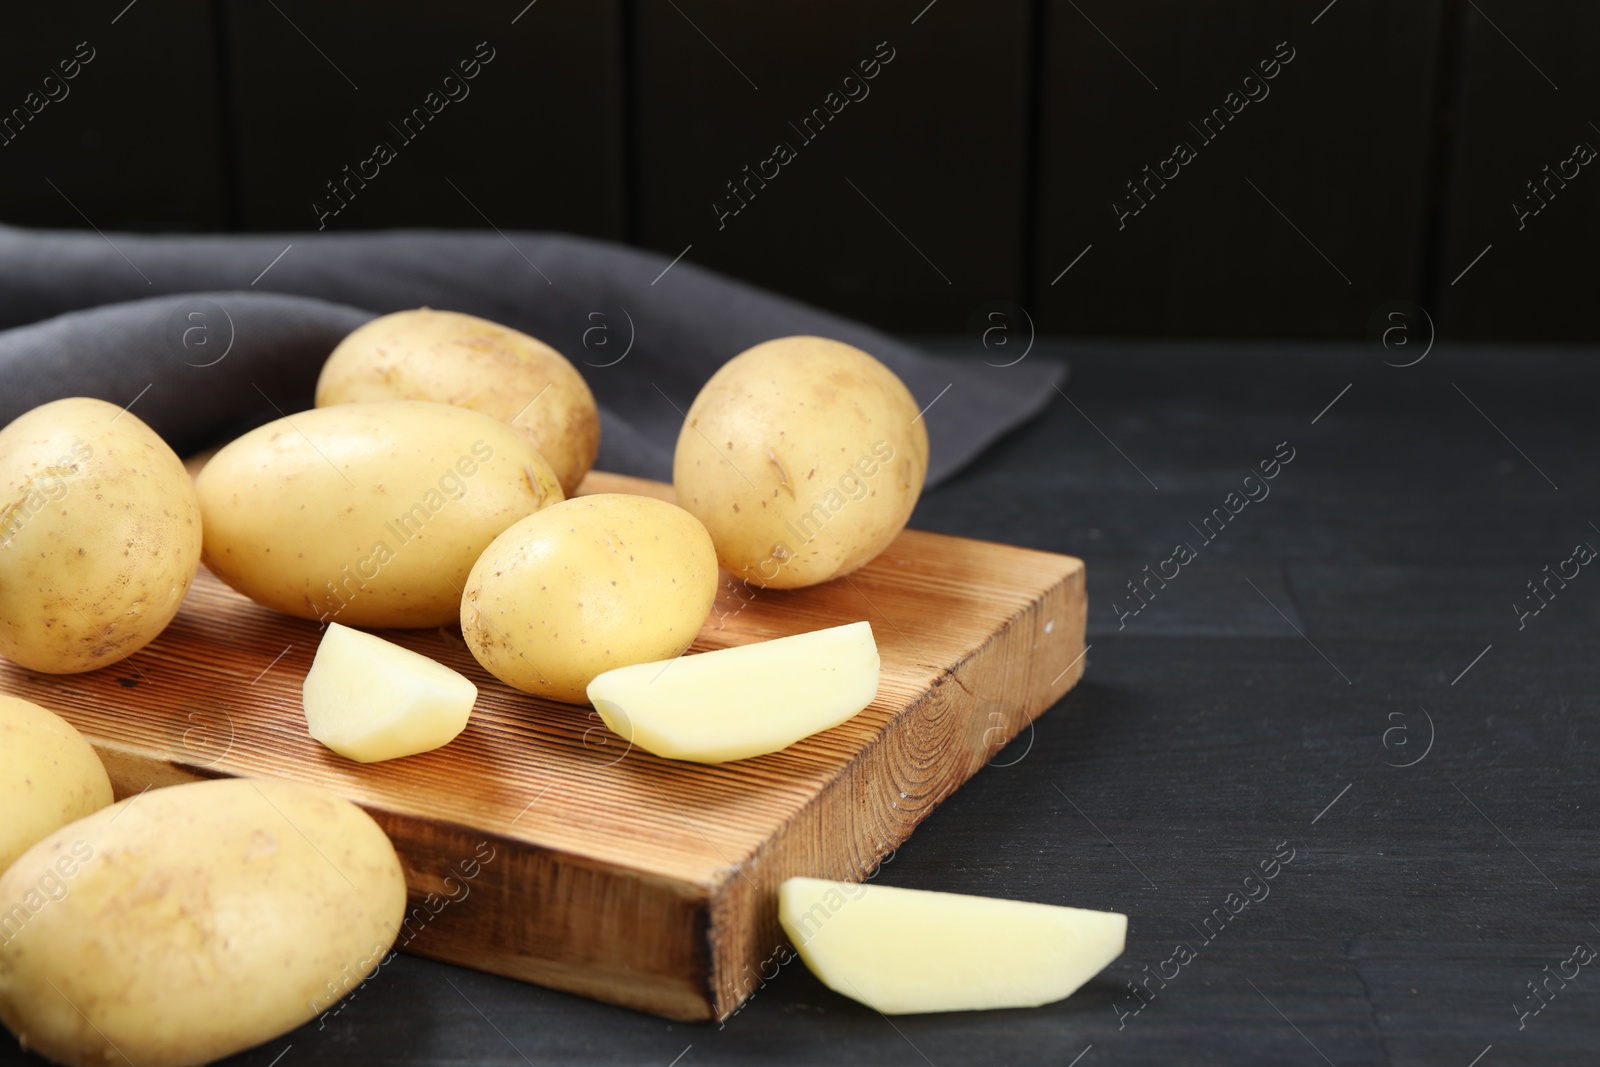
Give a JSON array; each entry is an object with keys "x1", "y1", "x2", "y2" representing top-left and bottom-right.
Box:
[{"x1": 0, "y1": 470, "x2": 1086, "y2": 1022}]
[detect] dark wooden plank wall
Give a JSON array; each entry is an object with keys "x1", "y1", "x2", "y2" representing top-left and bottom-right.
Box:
[
  {"x1": 1032, "y1": 0, "x2": 1444, "y2": 339},
  {"x1": 0, "y1": 1, "x2": 1587, "y2": 341},
  {"x1": 0, "y1": 2, "x2": 229, "y2": 231},
  {"x1": 220, "y1": 0, "x2": 626, "y2": 237},
  {"x1": 633, "y1": 0, "x2": 1031, "y2": 333},
  {"x1": 1432, "y1": 0, "x2": 1600, "y2": 342}
]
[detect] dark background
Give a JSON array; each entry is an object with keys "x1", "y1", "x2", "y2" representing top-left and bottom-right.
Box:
[
  {"x1": 4, "y1": 4, "x2": 1599, "y2": 1066},
  {"x1": 5, "y1": 340, "x2": 1587, "y2": 1067},
  {"x1": 2, "y1": 0, "x2": 1595, "y2": 340}
]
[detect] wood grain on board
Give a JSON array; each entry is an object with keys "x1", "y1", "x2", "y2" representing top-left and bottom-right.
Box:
[{"x1": 0, "y1": 471, "x2": 1086, "y2": 1021}]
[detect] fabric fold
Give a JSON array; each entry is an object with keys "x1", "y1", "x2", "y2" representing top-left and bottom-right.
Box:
[{"x1": 0, "y1": 226, "x2": 1063, "y2": 485}]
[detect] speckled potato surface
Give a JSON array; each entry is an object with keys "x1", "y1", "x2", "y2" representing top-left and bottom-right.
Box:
[
  {"x1": 0, "y1": 777, "x2": 407, "y2": 1067},
  {"x1": 0, "y1": 397, "x2": 202, "y2": 673},
  {"x1": 461, "y1": 493, "x2": 718, "y2": 704},
  {"x1": 316, "y1": 308, "x2": 600, "y2": 495},
  {"x1": 0, "y1": 696, "x2": 112, "y2": 874},
  {"x1": 672, "y1": 336, "x2": 928, "y2": 589},
  {"x1": 196, "y1": 399, "x2": 563, "y2": 628}
]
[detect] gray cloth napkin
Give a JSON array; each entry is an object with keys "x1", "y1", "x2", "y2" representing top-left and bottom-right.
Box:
[{"x1": 0, "y1": 226, "x2": 1063, "y2": 485}]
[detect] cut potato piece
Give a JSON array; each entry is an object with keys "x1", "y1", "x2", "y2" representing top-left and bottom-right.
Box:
[
  {"x1": 779, "y1": 877, "x2": 1126, "y2": 1014},
  {"x1": 303, "y1": 623, "x2": 477, "y2": 763},
  {"x1": 586, "y1": 621, "x2": 879, "y2": 763}
]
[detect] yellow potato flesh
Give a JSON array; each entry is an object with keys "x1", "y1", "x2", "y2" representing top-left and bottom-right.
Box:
[
  {"x1": 0, "y1": 397, "x2": 202, "y2": 673},
  {"x1": 0, "y1": 696, "x2": 112, "y2": 873},
  {"x1": 587, "y1": 621, "x2": 878, "y2": 763},
  {"x1": 779, "y1": 877, "x2": 1126, "y2": 1014},
  {"x1": 302, "y1": 623, "x2": 477, "y2": 763},
  {"x1": 0, "y1": 778, "x2": 407, "y2": 1067}
]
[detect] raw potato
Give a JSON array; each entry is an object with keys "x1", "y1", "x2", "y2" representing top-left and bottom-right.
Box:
[
  {"x1": 0, "y1": 397, "x2": 202, "y2": 673},
  {"x1": 588, "y1": 621, "x2": 879, "y2": 763},
  {"x1": 303, "y1": 622, "x2": 478, "y2": 763},
  {"x1": 197, "y1": 399, "x2": 563, "y2": 628},
  {"x1": 461, "y1": 493, "x2": 718, "y2": 704},
  {"x1": 672, "y1": 336, "x2": 929, "y2": 590},
  {"x1": 317, "y1": 308, "x2": 601, "y2": 495},
  {"x1": 779, "y1": 877, "x2": 1126, "y2": 1014},
  {"x1": 0, "y1": 696, "x2": 112, "y2": 873},
  {"x1": 0, "y1": 778, "x2": 407, "y2": 1067}
]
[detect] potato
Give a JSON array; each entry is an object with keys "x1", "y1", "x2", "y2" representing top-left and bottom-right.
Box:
[
  {"x1": 303, "y1": 622, "x2": 477, "y2": 763},
  {"x1": 779, "y1": 877, "x2": 1126, "y2": 1014},
  {"x1": 0, "y1": 397, "x2": 202, "y2": 673},
  {"x1": 0, "y1": 696, "x2": 112, "y2": 874},
  {"x1": 672, "y1": 336, "x2": 928, "y2": 589},
  {"x1": 0, "y1": 777, "x2": 406, "y2": 1067},
  {"x1": 316, "y1": 308, "x2": 601, "y2": 496},
  {"x1": 588, "y1": 622, "x2": 879, "y2": 763},
  {"x1": 196, "y1": 399, "x2": 563, "y2": 628},
  {"x1": 461, "y1": 493, "x2": 717, "y2": 704}
]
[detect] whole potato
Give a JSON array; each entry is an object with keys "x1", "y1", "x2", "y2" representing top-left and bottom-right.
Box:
[
  {"x1": 673, "y1": 336, "x2": 929, "y2": 589},
  {"x1": 197, "y1": 400, "x2": 563, "y2": 628},
  {"x1": 461, "y1": 494, "x2": 717, "y2": 704},
  {"x1": 0, "y1": 696, "x2": 112, "y2": 874},
  {"x1": 0, "y1": 397, "x2": 202, "y2": 673},
  {"x1": 0, "y1": 777, "x2": 406, "y2": 1067},
  {"x1": 316, "y1": 308, "x2": 601, "y2": 496}
]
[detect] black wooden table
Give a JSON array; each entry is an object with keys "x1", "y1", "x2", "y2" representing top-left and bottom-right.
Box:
[{"x1": 8, "y1": 339, "x2": 1596, "y2": 1066}]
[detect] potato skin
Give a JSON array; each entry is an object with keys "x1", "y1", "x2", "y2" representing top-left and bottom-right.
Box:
[
  {"x1": 316, "y1": 308, "x2": 601, "y2": 496},
  {"x1": 0, "y1": 397, "x2": 202, "y2": 673},
  {"x1": 0, "y1": 778, "x2": 407, "y2": 1067},
  {"x1": 0, "y1": 696, "x2": 112, "y2": 873},
  {"x1": 461, "y1": 494, "x2": 718, "y2": 704},
  {"x1": 196, "y1": 400, "x2": 563, "y2": 628},
  {"x1": 672, "y1": 337, "x2": 929, "y2": 589}
]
